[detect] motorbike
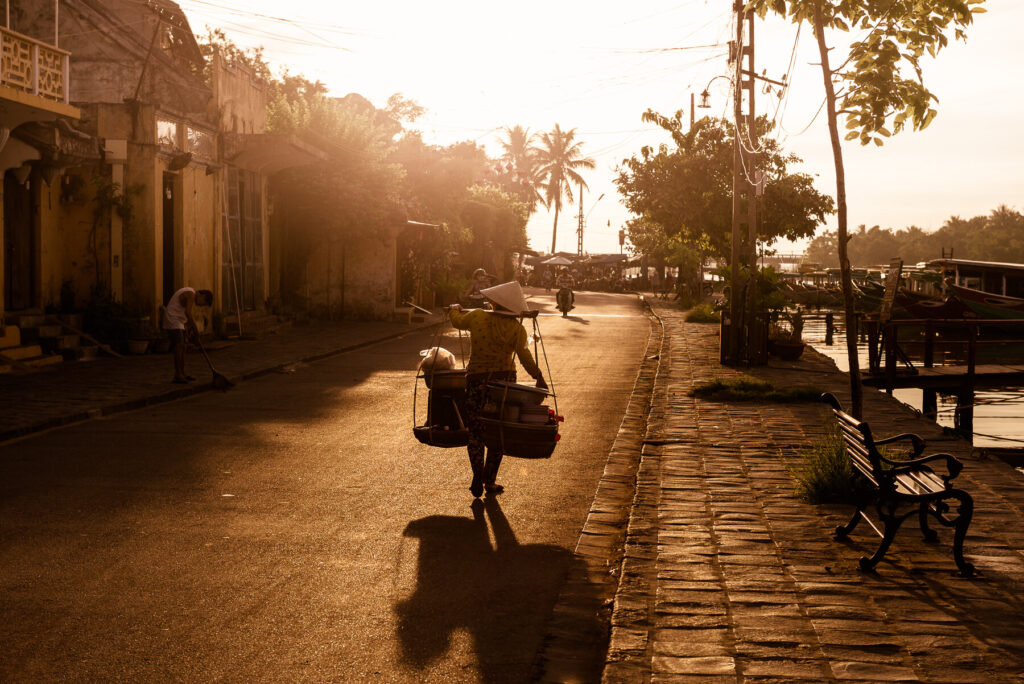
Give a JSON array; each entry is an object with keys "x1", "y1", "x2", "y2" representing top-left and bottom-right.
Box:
[{"x1": 556, "y1": 288, "x2": 573, "y2": 317}]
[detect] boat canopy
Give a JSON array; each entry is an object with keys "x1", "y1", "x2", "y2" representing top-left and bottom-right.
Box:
[{"x1": 927, "y1": 258, "x2": 1024, "y2": 298}]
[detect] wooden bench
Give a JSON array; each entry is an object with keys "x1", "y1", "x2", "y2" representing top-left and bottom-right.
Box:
[{"x1": 822, "y1": 393, "x2": 975, "y2": 577}]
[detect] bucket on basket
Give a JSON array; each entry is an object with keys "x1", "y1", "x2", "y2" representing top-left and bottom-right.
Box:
[
  {"x1": 423, "y1": 368, "x2": 466, "y2": 391},
  {"x1": 479, "y1": 418, "x2": 558, "y2": 459},
  {"x1": 485, "y1": 381, "x2": 549, "y2": 406},
  {"x1": 519, "y1": 405, "x2": 551, "y2": 424}
]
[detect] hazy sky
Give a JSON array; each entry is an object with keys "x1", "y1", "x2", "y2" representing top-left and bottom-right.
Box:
[{"x1": 179, "y1": 0, "x2": 1023, "y2": 256}]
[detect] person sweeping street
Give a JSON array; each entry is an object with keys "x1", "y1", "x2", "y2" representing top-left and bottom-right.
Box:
[
  {"x1": 448, "y1": 281, "x2": 547, "y2": 497},
  {"x1": 162, "y1": 286, "x2": 213, "y2": 384}
]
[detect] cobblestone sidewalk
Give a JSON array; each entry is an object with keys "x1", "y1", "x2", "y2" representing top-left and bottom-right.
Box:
[
  {"x1": 605, "y1": 300, "x2": 1024, "y2": 682},
  {"x1": 0, "y1": 318, "x2": 438, "y2": 442}
]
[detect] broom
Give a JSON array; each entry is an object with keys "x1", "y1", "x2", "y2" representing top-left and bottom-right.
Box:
[{"x1": 193, "y1": 335, "x2": 234, "y2": 391}]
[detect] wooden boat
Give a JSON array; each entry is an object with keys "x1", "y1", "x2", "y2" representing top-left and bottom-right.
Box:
[
  {"x1": 895, "y1": 289, "x2": 975, "y2": 320},
  {"x1": 928, "y1": 258, "x2": 1024, "y2": 320},
  {"x1": 948, "y1": 284, "x2": 1024, "y2": 319}
]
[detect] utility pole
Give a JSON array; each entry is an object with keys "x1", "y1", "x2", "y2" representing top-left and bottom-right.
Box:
[
  {"x1": 742, "y1": 6, "x2": 760, "y2": 363},
  {"x1": 576, "y1": 181, "x2": 585, "y2": 257},
  {"x1": 690, "y1": 92, "x2": 695, "y2": 129},
  {"x1": 727, "y1": 1, "x2": 744, "y2": 364},
  {"x1": 726, "y1": 0, "x2": 764, "y2": 365}
]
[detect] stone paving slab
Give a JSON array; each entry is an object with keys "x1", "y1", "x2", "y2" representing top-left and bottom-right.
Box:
[
  {"x1": 0, "y1": 318, "x2": 439, "y2": 443},
  {"x1": 604, "y1": 298, "x2": 1024, "y2": 682}
]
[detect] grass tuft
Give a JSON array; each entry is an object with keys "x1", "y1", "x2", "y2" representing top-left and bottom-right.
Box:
[
  {"x1": 790, "y1": 423, "x2": 875, "y2": 504},
  {"x1": 685, "y1": 303, "x2": 720, "y2": 323},
  {"x1": 688, "y1": 377, "x2": 822, "y2": 403}
]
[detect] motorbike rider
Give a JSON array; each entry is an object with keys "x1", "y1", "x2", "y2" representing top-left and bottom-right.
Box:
[
  {"x1": 555, "y1": 267, "x2": 575, "y2": 311},
  {"x1": 463, "y1": 268, "x2": 493, "y2": 308}
]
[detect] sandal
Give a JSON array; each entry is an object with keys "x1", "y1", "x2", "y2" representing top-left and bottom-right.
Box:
[
  {"x1": 470, "y1": 474, "x2": 483, "y2": 498},
  {"x1": 484, "y1": 483, "x2": 504, "y2": 495}
]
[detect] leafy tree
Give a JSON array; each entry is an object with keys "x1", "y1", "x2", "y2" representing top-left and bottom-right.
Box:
[
  {"x1": 495, "y1": 125, "x2": 544, "y2": 216},
  {"x1": 806, "y1": 206, "x2": 1024, "y2": 266},
  {"x1": 751, "y1": 0, "x2": 984, "y2": 417},
  {"x1": 535, "y1": 125, "x2": 596, "y2": 254},
  {"x1": 626, "y1": 217, "x2": 709, "y2": 298},
  {"x1": 460, "y1": 185, "x2": 530, "y2": 279},
  {"x1": 616, "y1": 112, "x2": 833, "y2": 259},
  {"x1": 196, "y1": 27, "x2": 272, "y2": 83}
]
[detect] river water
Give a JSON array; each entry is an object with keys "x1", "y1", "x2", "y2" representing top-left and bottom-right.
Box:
[{"x1": 801, "y1": 315, "x2": 1024, "y2": 451}]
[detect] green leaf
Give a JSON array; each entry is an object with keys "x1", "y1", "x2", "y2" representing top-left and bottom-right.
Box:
[
  {"x1": 845, "y1": 131, "x2": 859, "y2": 141},
  {"x1": 873, "y1": 138, "x2": 884, "y2": 147}
]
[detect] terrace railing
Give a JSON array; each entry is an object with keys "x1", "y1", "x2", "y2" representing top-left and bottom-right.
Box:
[{"x1": 0, "y1": 25, "x2": 70, "y2": 104}]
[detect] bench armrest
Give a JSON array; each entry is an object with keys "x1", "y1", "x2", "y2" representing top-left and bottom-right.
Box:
[
  {"x1": 887, "y1": 452, "x2": 964, "y2": 482},
  {"x1": 874, "y1": 432, "x2": 925, "y2": 457}
]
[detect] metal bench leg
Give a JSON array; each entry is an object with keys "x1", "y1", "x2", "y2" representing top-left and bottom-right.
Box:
[
  {"x1": 860, "y1": 502, "x2": 903, "y2": 572},
  {"x1": 834, "y1": 504, "x2": 864, "y2": 540},
  {"x1": 918, "y1": 503, "x2": 939, "y2": 543},
  {"x1": 950, "y1": 490, "x2": 975, "y2": 577}
]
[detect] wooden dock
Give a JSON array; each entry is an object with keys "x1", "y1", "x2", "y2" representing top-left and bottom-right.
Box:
[
  {"x1": 863, "y1": 364, "x2": 1024, "y2": 390},
  {"x1": 861, "y1": 317, "x2": 1024, "y2": 438}
]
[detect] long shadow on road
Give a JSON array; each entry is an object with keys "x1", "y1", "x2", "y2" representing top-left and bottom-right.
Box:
[{"x1": 395, "y1": 497, "x2": 595, "y2": 683}]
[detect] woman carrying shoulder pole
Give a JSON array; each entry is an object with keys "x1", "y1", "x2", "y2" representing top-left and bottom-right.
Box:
[{"x1": 448, "y1": 281, "x2": 547, "y2": 497}]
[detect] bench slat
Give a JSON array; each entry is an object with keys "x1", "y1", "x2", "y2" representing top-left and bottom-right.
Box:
[{"x1": 895, "y1": 468, "x2": 944, "y2": 496}]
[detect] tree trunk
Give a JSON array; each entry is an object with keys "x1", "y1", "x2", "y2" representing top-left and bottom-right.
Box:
[
  {"x1": 813, "y1": 4, "x2": 863, "y2": 418},
  {"x1": 550, "y1": 201, "x2": 560, "y2": 254}
]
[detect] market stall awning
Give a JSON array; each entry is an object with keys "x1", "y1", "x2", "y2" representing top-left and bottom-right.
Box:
[
  {"x1": 542, "y1": 256, "x2": 573, "y2": 266},
  {"x1": 222, "y1": 133, "x2": 326, "y2": 174},
  {"x1": 588, "y1": 253, "x2": 628, "y2": 266}
]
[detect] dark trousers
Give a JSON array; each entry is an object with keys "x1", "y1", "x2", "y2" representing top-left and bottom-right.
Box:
[{"x1": 465, "y1": 371, "x2": 516, "y2": 484}]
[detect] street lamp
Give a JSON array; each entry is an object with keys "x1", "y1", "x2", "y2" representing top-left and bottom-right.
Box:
[{"x1": 698, "y1": 74, "x2": 733, "y2": 109}]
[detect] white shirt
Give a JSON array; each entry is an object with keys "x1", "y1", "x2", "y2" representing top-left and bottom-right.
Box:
[{"x1": 163, "y1": 287, "x2": 195, "y2": 330}]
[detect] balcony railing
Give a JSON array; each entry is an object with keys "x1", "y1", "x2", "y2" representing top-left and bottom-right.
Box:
[{"x1": 0, "y1": 25, "x2": 70, "y2": 104}]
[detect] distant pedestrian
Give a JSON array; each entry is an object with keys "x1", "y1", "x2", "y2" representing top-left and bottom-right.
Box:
[{"x1": 162, "y1": 287, "x2": 213, "y2": 384}]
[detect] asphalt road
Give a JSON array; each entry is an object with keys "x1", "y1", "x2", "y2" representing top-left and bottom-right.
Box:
[{"x1": 0, "y1": 290, "x2": 650, "y2": 682}]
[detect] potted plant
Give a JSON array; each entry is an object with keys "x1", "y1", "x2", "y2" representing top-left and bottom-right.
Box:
[{"x1": 768, "y1": 309, "x2": 805, "y2": 361}]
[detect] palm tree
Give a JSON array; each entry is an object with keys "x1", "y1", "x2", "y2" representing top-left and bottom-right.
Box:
[
  {"x1": 497, "y1": 125, "x2": 544, "y2": 215},
  {"x1": 535, "y1": 125, "x2": 595, "y2": 254}
]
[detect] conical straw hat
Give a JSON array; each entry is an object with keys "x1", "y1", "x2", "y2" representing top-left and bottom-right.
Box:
[{"x1": 480, "y1": 281, "x2": 529, "y2": 316}]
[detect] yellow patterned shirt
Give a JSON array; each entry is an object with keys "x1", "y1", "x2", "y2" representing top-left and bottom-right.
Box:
[{"x1": 449, "y1": 308, "x2": 542, "y2": 379}]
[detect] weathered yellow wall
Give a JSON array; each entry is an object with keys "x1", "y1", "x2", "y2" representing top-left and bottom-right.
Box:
[
  {"x1": 302, "y1": 228, "x2": 397, "y2": 321},
  {"x1": 119, "y1": 105, "x2": 158, "y2": 321},
  {"x1": 37, "y1": 166, "x2": 105, "y2": 310},
  {"x1": 212, "y1": 55, "x2": 266, "y2": 135},
  {"x1": 179, "y1": 165, "x2": 218, "y2": 295}
]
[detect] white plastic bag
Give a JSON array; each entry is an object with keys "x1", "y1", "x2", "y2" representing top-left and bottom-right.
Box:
[{"x1": 418, "y1": 346, "x2": 456, "y2": 373}]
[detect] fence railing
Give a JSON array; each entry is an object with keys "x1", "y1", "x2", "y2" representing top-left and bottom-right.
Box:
[{"x1": 0, "y1": 25, "x2": 70, "y2": 104}]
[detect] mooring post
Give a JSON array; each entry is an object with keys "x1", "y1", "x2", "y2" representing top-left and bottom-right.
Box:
[
  {"x1": 923, "y1": 389, "x2": 938, "y2": 421},
  {"x1": 956, "y1": 322, "x2": 978, "y2": 442},
  {"x1": 867, "y1": 318, "x2": 879, "y2": 374},
  {"x1": 884, "y1": 322, "x2": 896, "y2": 394},
  {"x1": 924, "y1": 321, "x2": 934, "y2": 369},
  {"x1": 825, "y1": 312, "x2": 834, "y2": 345},
  {"x1": 923, "y1": 321, "x2": 938, "y2": 422}
]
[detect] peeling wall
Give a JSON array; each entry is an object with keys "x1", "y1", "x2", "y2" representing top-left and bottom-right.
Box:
[
  {"x1": 38, "y1": 166, "x2": 107, "y2": 309},
  {"x1": 300, "y1": 229, "x2": 397, "y2": 321}
]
